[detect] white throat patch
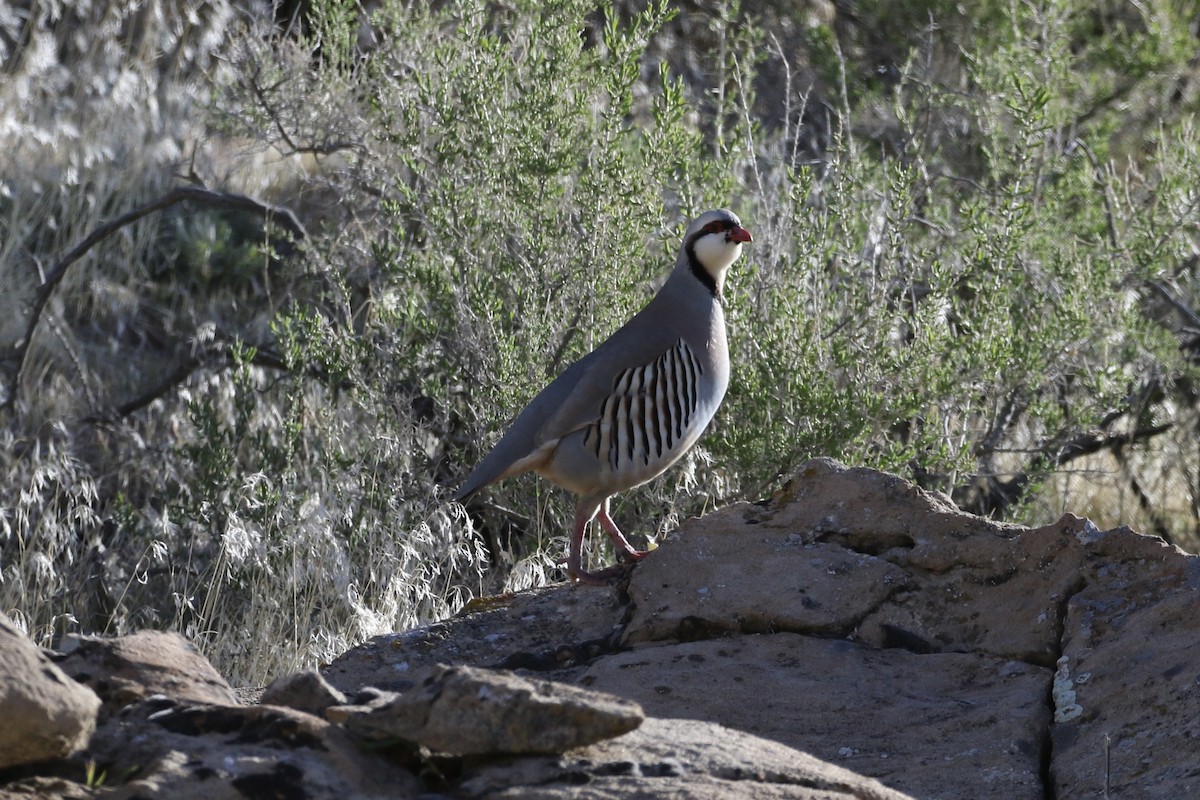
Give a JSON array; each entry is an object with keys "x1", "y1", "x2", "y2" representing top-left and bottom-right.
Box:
[{"x1": 692, "y1": 233, "x2": 744, "y2": 294}]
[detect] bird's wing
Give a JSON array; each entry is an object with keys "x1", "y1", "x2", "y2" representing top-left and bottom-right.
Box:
[{"x1": 453, "y1": 306, "x2": 683, "y2": 500}]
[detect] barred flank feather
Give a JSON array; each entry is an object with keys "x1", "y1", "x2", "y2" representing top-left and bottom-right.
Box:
[{"x1": 584, "y1": 339, "x2": 703, "y2": 472}]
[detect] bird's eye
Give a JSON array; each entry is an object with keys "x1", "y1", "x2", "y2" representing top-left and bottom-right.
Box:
[{"x1": 703, "y1": 221, "x2": 725, "y2": 234}]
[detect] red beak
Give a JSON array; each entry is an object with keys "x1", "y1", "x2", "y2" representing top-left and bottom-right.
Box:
[{"x1": 730, "y1": 226, "x2": 752, "y2": 244}]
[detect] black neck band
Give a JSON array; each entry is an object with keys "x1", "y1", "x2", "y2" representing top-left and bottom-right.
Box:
[{"x1": 686, "y1": 241, "x2": 720, "y2": 298}]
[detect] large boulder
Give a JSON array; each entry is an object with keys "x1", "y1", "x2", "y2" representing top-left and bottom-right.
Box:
[
  {"x1": 325, "y1": 458, "x2": 1200, "y2": 799},
  {"x1": 0, "y1": 614, "x2": 100, "y2": 769},
  {"x1": 56, "y1": 629, "x2": 238, "y2": 709},
  {"x1": 329, "y1": 663, "x2": 645, "y2": 755},
  {"x1": 459, "y1": 716, "x2": 915, "y2": 799}
]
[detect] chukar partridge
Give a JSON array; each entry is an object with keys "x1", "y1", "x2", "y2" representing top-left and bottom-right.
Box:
[{"x1": 455, "y1": 209, "x2": 752, "y2": 583}]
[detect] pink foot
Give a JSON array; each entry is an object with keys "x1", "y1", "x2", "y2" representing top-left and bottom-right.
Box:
[{"x1": 616, "y1": 548, "x2": 649, "y2": 564}]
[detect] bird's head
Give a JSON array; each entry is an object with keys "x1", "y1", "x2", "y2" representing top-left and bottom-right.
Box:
[{"x1": 683, "y1": 209, "x2": 752, "y2": 298}]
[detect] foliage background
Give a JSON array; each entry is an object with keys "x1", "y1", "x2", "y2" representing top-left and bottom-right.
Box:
[{"x1": 2, "y1": 0, "x2": 1199, "y2": 684}]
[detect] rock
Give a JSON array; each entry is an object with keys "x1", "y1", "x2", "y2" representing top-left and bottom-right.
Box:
[
  {"x1": 323, "y1": 584, "x2": 627, "y2": 692},
  {"x1": 459, "y1": 716, "x2": 916, "y2": 799},
  {"x1": 86, "y1": 699, "x2": 422, "y2": 799},
  {"x1": 0, "y1": 613, "x2": 101, "y2": 769},
  {"x1": 56, "y1": 629, "x2": 237, "y2": 709},
  {"x1": 260, "y1": 668, "x2": 347, "y2": 714},
  {"x1": 0, "y1": 776, "x2": 95, "y2": 799},
  {"x1": 573, "y1": 633, "x2": 1050, "y2": 799},
  {"x1": 320, "y1": 458, "x2": 1200, "y2": 799},
  {"x1": 656, "y1": 459, "x2": 1082, "y2": 664},
  {"x1": 622, "y1": 501, "x2": 910, "y2": 644},
  {"x1": 329, "y1": 663, "x2": 644, "y2": 755},
  {"x1": 1049, "y1": 537, "x2": 1200, "y2": 799}
]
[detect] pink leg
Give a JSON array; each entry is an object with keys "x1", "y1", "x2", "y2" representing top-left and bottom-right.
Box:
[
  {"x1": 565, "y1": 499, "x2": 601, "y2": 583},
  {"x1": 565, "y1": 496, "x2": 645, "y2": 584},
  {"x1": 596, "y1": 498, "x2": 648, "y2": 562}
]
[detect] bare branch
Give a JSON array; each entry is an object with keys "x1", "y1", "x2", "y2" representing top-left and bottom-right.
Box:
[
  {"x1": 975, "y1": 390, "x2": 1028, "y2": 464},
  {"x1": 93, "y1": 355, "x2": 206, "y2": 422},
  {"x1": 1146, "y1": 280, "x2": 1200, "y2": 331},
  {"x1": 1071, "y1": 138, "x2": 1119, "y2": 252},
  {"x1": 3, "y1": 186, "x2": 306, "y2": 413},
  {"x1": 80, "y1": 336, "x2": 348, "y2": 426},
  {"x1": 245, "y1": 60, "x2": 363, "y2": 157},
  {"x1": 1113, "y1": 442, "x2": 1176, "y2": 546},
  {"x1": 953, "y1": 422, "x2": 1174, "y2": 519}
]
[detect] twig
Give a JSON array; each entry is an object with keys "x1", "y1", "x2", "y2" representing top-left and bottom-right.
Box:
[
  {"x1": 245, "y1": 60, "x2": 362, "y2": 157},
  {"x1": 1147, "y1": 280, "x2": 1200, "y2": 330},
  {"x1": 45, "y1": 313, "x2": 101, "y2": 412},
  {"x1": 3, "y1": 186, "x2": 305, "y2": 412},
  {"x1": 546, "y1": 302, "x2": 588, "y2": 378},
  {"x1": 976, "y1": 389, "x2": 1029, "y2": 461},
  {"x1": 88, "y1": 355, "x2": 205, "y2": 423},
  {"x1": 79, "y1": 338, "x2": 345, "y2": 426},
  {"x1": 1113, "y1": 441, "x2": 1176, "y2": 545},
  {"x1": 1072, "y1": 138, "x2": 1119, "y2": 252},
  {"x1": 953, "y1": 422, "x2": 1174, "y2": 518}
]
